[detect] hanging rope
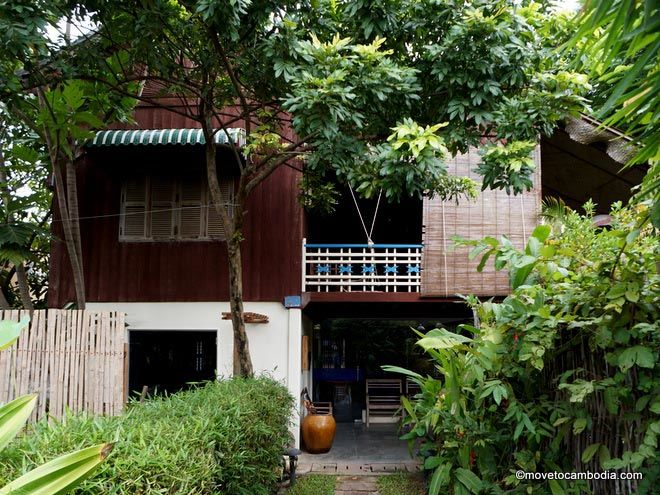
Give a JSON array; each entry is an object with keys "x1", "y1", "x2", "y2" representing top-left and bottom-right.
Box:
[
  {"x1": 442, "y1": 202, "x2": 449, "y2": 298},
  {"x1": 368, "y1": 189, "x2": 383, "y2": 242},
  {"x1": 348, "y1": 184, "x2": 382, "y2": 246},
  {"x1": 519, "y1": 194, "x2": 527, "y2": 244}
]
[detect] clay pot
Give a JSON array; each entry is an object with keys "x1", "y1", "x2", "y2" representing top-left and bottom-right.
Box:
[{"x1": 301, "y1": 414, "x2": 336, "y2": 454}]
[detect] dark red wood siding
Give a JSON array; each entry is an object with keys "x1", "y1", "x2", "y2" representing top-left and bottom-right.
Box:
[{"x1": 48, "y1": 134, "x2": 303, "y2": 307}]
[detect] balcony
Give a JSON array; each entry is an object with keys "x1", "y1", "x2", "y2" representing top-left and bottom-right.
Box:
[{"x1": 302, "y1": 239, "x2": 423, "y2": 293}]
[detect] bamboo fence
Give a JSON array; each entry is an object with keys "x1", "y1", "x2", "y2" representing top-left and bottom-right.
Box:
[{"x1": 0, "y1": 309, "x2": 126, "y2": 421}]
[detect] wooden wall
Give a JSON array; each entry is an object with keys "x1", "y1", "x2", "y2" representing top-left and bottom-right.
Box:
[
  {"x1": 48, "y1": 145, "x2": 304, "y2": 306},
  {"x1": 421, "y1": 146, "x2": 542, "y2": 297}
]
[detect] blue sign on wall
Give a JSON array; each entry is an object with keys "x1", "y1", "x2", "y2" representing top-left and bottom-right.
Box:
[{"x1": 284, "y1": 295, "x2": 302, "y2": 308}]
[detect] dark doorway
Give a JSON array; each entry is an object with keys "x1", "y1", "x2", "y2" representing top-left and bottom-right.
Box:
[{"x1": 129, "y1": 330, "x2": 217, "y2": 396}]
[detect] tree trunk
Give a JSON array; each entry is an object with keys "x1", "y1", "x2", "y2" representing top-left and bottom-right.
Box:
[
  {"x1": 227, "y1": 240, "x2": 254, "y2": 377},
  {"x1": 52, "y1": 160, "x2": 86, "y2": 308},
  {"x1": 36, "y1": 88, "x2": 86, "y2": 309},
  {"x1": 65, "y1": 155, "x2": 84, "y2": 276},
  {"x1": 14, "y1": 262, "x2": 33, "y2": 310},
  {"x1": 0, "y1": 284, "x2": 9, "y2": 309},
  {"x1": 202, "y1": 115, "x2": 253, "y2": 377}
]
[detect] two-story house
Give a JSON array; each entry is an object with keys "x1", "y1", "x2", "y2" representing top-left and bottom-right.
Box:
[{"x1": 47, "y1": 98, "x2": 643, "y2": 445}]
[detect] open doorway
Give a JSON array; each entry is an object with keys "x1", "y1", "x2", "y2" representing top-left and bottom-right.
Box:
[
  {"x1": 303, "y1": 306, "x2": 472, "y2": 463},
  {"x1": 311, "y1": 314, "x2": 470, "y2": 423},
  {"x1": 129, "y1": 330, "x2": 217, "y2": 397}
]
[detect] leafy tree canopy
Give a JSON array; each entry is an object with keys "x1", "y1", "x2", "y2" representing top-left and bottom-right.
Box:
[{"x1": 72, "y1": 0, "x2": 589, "y2": 202}]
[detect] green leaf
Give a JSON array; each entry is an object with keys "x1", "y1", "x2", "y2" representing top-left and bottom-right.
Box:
[
  {"x1": 454, "y1": 468, "x2": 483, "y2": 494},
  {"x1": 428, "y1": 463, "x2": 451, "y2": 495},
  {"x1": 650, "y1": 401, "x2": 660, "y2": 414},
  {"x1": 607, "y1": 283, "x2": 627, "y2": 299},
  {"x1": 625, "y1": 289, "x2": 639, "y2": 303},
  {"x1": 417, "y1": 328, "x2": 472, "y2": 350},
  {"x1": 573, "y1": 418, "x2": 587, "y2": 434},
  {"x1": 581, "y1": 443, "x2": 601, "y2": 463},
  {"x1": 493, "y1": 386, "x2": 502, "y2": 405},
  {"x1": 514, "y1": 421, "x2": 525, "y2": 440},
  {"x1": 603, "y1": 387, "x2": 619, "y2": 414},
  {"x1": 511, "y1": 256, "x2": 537, "y2": 289},
  {"x1": 531, "y1": 224, "x2": 551, "y2": 243},
  {"x1": 635, "y1": 396, "x2": 651, "y2": 412},
  {"x1": 0, "y1": 443, "x2": 113, "y2": 494},
  {"x1": 0, "y1": 394, "x2": 38, "y2": 451},
  {"x1": 553, "y1": 417, "x2": 571, "y2": 427},
  {"x1": 381, "y1": 365, "x2": 423, "y2": 381},
  {"x1": 558, "y1": 380, "x2": 595, "y2": 403},
  {"x1": 598, "y1": 445, "x2": 611, "y2": 468},
  {"x1": 424, "y1": 456, "x2": 442, "y2": 470},
  {"x1": 549, "y1": 479, "x2": 566, "y2": 495},
  {"x1": 0, "y1": 316, "x2": 30, "y2": 350},
  {"x1": 618, "y1": 346, "x2": 655, "y2": 371}
]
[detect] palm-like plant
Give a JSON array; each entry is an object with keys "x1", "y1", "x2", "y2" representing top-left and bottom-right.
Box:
[
  {"x1": 0, "y1": 317, "x2": 112, "y2": 494},
  {"x1": 566, "y1": 0, "x2": 659, "y2": 226}
]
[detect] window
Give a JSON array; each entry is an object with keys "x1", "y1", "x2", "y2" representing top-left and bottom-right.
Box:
[{"x1": 119, "y1": 176, "x2": 234, "y2": 241}]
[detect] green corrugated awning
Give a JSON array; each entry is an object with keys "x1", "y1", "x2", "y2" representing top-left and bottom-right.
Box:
[{"x1": 88, "y1": 128, "x2": 245, "y2": 147}]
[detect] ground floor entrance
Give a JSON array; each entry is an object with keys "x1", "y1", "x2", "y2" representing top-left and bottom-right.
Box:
[
  {"x1": 305, "y1": 302, "x2": 472, "y2": 425},
  {"x1": 301, "y1": 301, "x2": 472, "y2": 460}
]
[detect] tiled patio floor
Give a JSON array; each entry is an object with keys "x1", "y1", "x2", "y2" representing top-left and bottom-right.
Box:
[{"x1": 297, "y1": 423, "x2": 420, "y2": 475}]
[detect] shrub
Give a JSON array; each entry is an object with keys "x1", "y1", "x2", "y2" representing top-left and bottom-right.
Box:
[
  {"x1": 389, "y1": 203, "x2": 659, "y2": 494},
  {"x1": 0, "y1": 377, "x2": 294, "y2": 495}
]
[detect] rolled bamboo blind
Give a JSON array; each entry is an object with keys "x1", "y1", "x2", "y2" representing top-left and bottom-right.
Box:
[{"x1": 421, "y1": 145, "x2": 542, "y2": 297}]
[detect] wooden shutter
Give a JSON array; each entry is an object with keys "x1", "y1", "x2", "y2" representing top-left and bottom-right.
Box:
[
  {"x1": 149, "y1": 177, "x2": 176, "y2": 239},
  {"x1": 120, "y1": 178, "x2": 147, "y2": 239},
  {"x1": 206, "y1": 179, "x2": 234, "y2": 239},
  {"x1": 179, "y1": 178, "x2": 204, "y2": 238}
]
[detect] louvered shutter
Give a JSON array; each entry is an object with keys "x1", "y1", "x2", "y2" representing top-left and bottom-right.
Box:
[
  {"x1": 207, "y1": 179, "x2": 234, "y2": 239},
  {"x1": 120, "y1": 178, "x2": 147, "y2": 239},
  {"x1": 149, "y1": 177, "x2": 176, "y2": 239},
  {"x1": 179, "y1": 178, "x2": 204, "y2": 238}
]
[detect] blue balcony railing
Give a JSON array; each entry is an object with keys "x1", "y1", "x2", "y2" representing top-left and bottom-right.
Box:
[{"x1": 302, "y1": 239, "x2": 423, "y2": 292}]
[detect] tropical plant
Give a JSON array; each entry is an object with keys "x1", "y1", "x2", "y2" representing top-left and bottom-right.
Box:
[
  {"x1": 0, "y1": 111, "x2": 51, "y2": 310},
  {"x1": 386, "y1": 202, "x2": 659, "y2": 494},
  {"x1": 0, "y1": 317, "x2": 112, "y2": 494},
  {"x1": 0, "y1": 0, "x2": 139, "y2": 309},
  {"x1": 565, "y1": 0, "x2": 660, "y2": 226}
]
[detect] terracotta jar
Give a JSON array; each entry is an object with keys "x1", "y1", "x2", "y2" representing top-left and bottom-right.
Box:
[{"x1": 301, "y1": 414, "x2": 336, "y2": 454}]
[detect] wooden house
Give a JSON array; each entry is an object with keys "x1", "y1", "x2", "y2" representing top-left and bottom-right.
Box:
[{"x1": 47, "y1": 98, "x2": 642, "y2": 444}]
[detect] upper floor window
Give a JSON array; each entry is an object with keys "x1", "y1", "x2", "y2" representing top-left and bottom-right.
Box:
[{"x1": 119, "y1": 175, "x2": 234, "y2": 241}]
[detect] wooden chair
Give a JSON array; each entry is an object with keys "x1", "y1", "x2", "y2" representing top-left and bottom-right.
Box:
[
  {"x1": 405, "y1": 377, "x2": 422, "y2": 398},
  {"x1": 365, "y1": 379, "x2": 402, "y2": 427},
  {"x1": 310, "y1": 402, "x2": 333, "y2": 415}
]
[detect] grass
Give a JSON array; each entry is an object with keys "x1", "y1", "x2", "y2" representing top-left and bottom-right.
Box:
[
  {"x1": 284, "y1": 474, "x2": 335, "y2": 495},
  {"x1": 377, "y1": 473, "x2": 426, "y2": 495}
]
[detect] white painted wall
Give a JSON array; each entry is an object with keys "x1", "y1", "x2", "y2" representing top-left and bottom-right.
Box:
[{"x1": 87, "y1": 301, "x2": 303, "y2": 446}]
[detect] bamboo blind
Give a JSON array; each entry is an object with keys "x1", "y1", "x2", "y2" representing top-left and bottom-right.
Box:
[
  {"x1": 0, "y1": 309, "x2": 126, "y2": 421},
  {"x1": 422, "y1": 146, "x2": 542, "y2": 297}
]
